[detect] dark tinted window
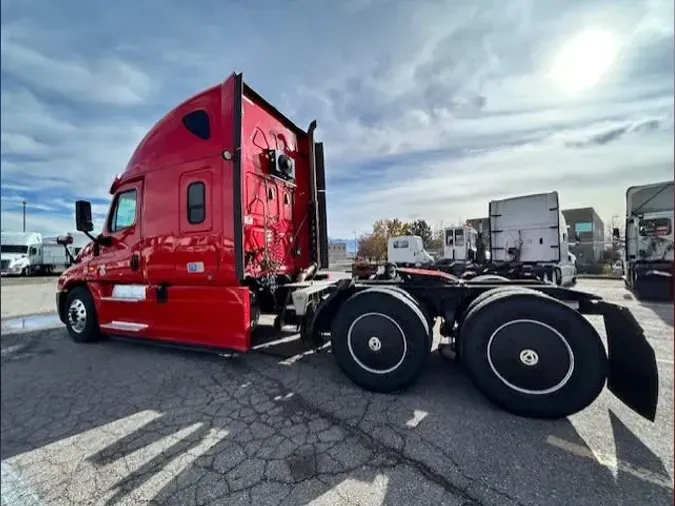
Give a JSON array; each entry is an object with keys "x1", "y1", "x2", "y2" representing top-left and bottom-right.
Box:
[
  {"x1": 110, "y1": 190, "x2": 137, "y2": 232},
  {"x1": 187, "y1": 182, "x2": 205, "y2": 224},
  {"x1": 182, "y1": 110, "x2": 211, "y2": 140},
  {"x1": 1, "y1": 245, "x2": 28, "y2": 254},
  {"x1": 640, "y1": 217, "x2": 671, "y2": 236}
]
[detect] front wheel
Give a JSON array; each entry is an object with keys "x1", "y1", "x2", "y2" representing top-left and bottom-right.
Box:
[
  {"x1": 64, "y1": 286, "x2": 101, "y2": 343},
  {"x1": 459, "y1": 289, "x2": 607, "y2": 419}
]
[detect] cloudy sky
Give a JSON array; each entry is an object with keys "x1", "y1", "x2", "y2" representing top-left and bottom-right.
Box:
[{"x1": 1, "y1": 0, "x2": 673, "y2": 240}]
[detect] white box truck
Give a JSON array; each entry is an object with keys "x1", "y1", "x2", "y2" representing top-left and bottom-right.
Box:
[{"x1": 617, "y1": 181, "x2": 674, "y2": 301}]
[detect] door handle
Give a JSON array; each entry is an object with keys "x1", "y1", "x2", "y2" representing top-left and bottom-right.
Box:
[{"x1": 130, "y1": 254, "x2": 139, "y2": 272}]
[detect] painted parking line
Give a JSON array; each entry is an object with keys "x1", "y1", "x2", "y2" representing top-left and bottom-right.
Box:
[
  {"x1": 657, "y1": 359, "x2": 674, "y2": 365},
  {"x1": 546, "y1": 436, "x2": 673, "y2": 489}
]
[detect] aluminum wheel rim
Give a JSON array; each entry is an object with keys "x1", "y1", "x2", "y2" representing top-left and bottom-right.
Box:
[{"x1": 68, "y1": 299, "x2": 87, "y2": 333}]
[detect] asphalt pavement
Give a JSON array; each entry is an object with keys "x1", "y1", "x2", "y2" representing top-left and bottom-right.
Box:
[{"x1": 1, "y1": 278, "x2": 673, "y2": 505}]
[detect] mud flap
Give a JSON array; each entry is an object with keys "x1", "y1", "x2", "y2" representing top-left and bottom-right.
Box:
[{"x1": 581, "y1": 300, "x2": 659, "y2": 421}]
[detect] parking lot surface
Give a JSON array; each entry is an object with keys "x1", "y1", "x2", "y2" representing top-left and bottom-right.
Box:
[{"x1": 1, "y1": 278, "x2": 673, "y2": 505}]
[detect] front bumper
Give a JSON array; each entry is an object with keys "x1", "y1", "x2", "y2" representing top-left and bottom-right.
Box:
[{"x1": 579, "y1": 298, "x2": 659, "y2": 421}]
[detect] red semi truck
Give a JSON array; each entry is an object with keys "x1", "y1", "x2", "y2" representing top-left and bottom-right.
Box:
[{"x1": 57, "y1": 72, "x2": 659, "y2": 421}]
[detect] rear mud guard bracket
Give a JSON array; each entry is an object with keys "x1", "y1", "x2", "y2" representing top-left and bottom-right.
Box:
[{"x1": 580, "y1": 299, "x2": 659, "y2": 421}]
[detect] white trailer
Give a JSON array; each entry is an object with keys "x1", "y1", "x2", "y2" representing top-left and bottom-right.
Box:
[
  {"x1": 42, "y1": 241, "x2": 70, "y2": 270},
  {"x1": 489, "y1": 191, "x2": 576, "y2": 285}
]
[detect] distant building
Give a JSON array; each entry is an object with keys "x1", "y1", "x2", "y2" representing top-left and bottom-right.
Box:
[
  {"x1": 328, "y1": 241, "x2": 347, "y2": 266},
  {"x1": 561, "y1": 208, "x2": 605, "y2": 264}
]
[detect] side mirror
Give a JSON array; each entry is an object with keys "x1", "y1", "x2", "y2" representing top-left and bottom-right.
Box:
[
  {"x1": 56, "y1": 235, "x2": 74, "y2": 246},
  {"x1": 75, "y1": 200, "x2": 93, "y2": 232},
  {"x1": 612, "y1": 227, "x2": 620, "y2": 239}
]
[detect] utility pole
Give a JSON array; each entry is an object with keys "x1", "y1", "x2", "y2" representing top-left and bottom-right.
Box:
[{"x1": 22, "y1": 200, "x2": 27, "y2": 232}]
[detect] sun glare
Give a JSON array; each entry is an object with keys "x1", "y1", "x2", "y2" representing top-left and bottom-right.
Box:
[{"x1": 550, "y1": 29, "x2": 620, "y2": 94}]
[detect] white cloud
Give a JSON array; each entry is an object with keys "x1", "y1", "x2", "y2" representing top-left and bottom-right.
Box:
[
  {"x1": 1, "y1": 33, "x2": 152, "y2": 105},
  {"x1": 1, "y1": 87, "x2": 149, "y2": 199},
  {"x1": 326, "y1": 124, "x2": 673, "y2": 237},
  {"x1": 0, "y1": 0, "x2": 672, "y2": 243}
]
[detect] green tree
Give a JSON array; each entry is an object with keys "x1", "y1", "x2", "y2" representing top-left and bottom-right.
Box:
[
  {"x1": 427, "y1": 228, "x2": 444, "y2": 251},
  {"x1": 408, "y1": 219, "x2": 433, "y2": 246}
]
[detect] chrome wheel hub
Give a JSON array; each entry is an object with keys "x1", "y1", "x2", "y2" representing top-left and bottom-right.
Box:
[
  {"x1": 519, "y1": 348, "x2": 539, "y2": 366},
  {"x1": 368, "y1": 336, "x2": 382, "y2": 352},
  {"x1": 68, "y1": 299, "x2": 87, "y2": 334}
]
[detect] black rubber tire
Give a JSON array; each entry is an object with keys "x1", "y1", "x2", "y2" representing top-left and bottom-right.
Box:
[
  {"x1": 64, "y1": 286, "x2": 101, "y2": 343},
  {"x1": 459, "y1": 290, "x2": 607, "y2": 419},
  {"x1": 554, "y1": 267, "x2": 562, "y2": 286},
  {"x1": 374, "y1": 286, "x2": 434, "y2": 347},
  {"x1": 331, "y1": 288, "x2": 430, "y2": 393},
  {"x1": 454, "y1": 287, "x2": 537, "y2": 358}
]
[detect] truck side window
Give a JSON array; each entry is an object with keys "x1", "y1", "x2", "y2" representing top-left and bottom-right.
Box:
[
  {"x1": 187, "y1": 181, "x2": 206, "y2": 224},
  {"x1": 110, "y1": 190, "x2": 138, "y2": 232},
  {"x1": 639, "y1": 217, "x2": 671, "y2": 236},
  {"x1": 182, "y1": 110, "x2": 211, "y2": 140}
]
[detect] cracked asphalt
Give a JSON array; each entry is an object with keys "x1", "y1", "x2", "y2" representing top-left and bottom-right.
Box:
[{"x1": 1, "y1": 279, "x2": 673, "y2": 505}]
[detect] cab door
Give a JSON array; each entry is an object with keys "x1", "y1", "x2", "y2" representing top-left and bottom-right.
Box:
[
  {"x1": 93, "y1": 181, "x2": 144, "y2": 283},
  {"x1": 90, "y1": 180, "x2": 148, "y2": 331}
]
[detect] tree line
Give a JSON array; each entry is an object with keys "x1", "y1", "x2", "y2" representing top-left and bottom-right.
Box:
[{"x1": 357, "y1": 218, "x2": 444, "y2": 261}]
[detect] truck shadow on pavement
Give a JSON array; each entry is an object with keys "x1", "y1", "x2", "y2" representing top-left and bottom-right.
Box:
[{"x1": 1, "y1": 327, "x2": 672, "y2": 506}]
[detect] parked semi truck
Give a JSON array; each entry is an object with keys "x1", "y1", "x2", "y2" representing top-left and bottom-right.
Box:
[
  {"x1": 56, "y1": 72, "x2": 658, "y2": 422},
  {"x1": 432, "y1": 192, "x2": 576, "y2": 285},
  {"x1": 0, "y1": 232, "x2": 72, "y2": 275},
  {"x1": 617, "y1": 180, "x2": 674, "y2": 301}
]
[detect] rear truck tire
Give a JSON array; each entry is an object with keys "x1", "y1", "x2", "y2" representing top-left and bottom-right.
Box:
[
  {"x1": 554, "y1": 267, "x2": 562, "y2": 286},
  {"x1": 459, "y1": 289, "x2": 608, "y2": 419},
  {"x1": 369, "y1": 286, "x2": 435, "y2": 350},
  {"x1": 330, "y1": 288, "x2": 430, "y2": 393},
  {"x1": 64, "y1": 286, "x2": 101, "y2": 343}
]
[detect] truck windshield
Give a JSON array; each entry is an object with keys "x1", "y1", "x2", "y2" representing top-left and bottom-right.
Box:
[
  {"x1": 639, "y1": 218, "x2": 671, "y2": 237},
  {"x1": 1, "y1": 245, "x2": 29, "y2": 254}
]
